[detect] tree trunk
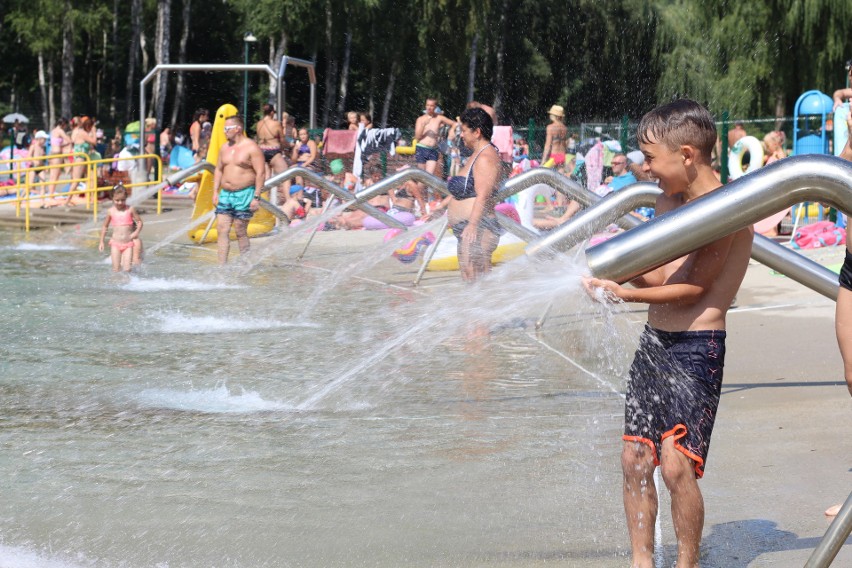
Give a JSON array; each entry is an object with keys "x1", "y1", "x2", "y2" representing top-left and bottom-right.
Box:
[
  {"x1": 140, "y1": 32, "x2": 149, "y2": 92},
  {"x1": 61, "y1": 0, "x2": 74, "y2": 119},
  {"x1": 467, "y1": 33, "x2": 479, "y2": 103},
  {"x1": 125, "y1": 0, "x2": 142, "y2": 124},
  {"x1": 321, "y1": 1, "x2": 337, "y2": 127},
  {"x1": 380, "y1": 60, "x2": 398, "y2": 128},
  {"x1": 269, "y1": 31, "x2": 288, "y2": 107},
  {"x1": 334, "y1": 29, "x2": 352, "y2": 128},
  {"x1": 170, "y1": 0, "x2": 191, "y2": 130},
  {"x1": 96, "y1": 31, "x2": 106, "y2": 118},
  {"x1": 153, "y1": 0, "x2": 171, "y2": 127},
  {"x1": 38, "y1": 51, "x2": 49, "y2": 127},
  {"x1": 10, "y1": 73, "x2": 15, "y2": 112},
  {"x1": 775, "y1": 92, "x2": 786, "y2": 131},
  {"x1": 109, "y1": 0, "x2": 119, "y2": 121},
  {"x1": 492, "y1": 0, "x2": 509, "y2": 114},
  {"x1": 48, "y1": 61, "x2": 56, "y2": 126},
  {"x1": 367, "y1": 16, "x2": 376, "y2": 122}
]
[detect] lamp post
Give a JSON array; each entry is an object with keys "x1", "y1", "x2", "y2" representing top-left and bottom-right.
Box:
[{"x1": 243, "y1": 32, "x2": 257, "y2": 121}]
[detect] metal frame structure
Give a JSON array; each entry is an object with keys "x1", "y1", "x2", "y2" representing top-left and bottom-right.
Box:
[{"x1": 139, "y1": 56, "x2": 317, "y2": 151}]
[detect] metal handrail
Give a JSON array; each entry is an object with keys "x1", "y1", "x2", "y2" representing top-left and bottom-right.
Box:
[
  {"x1": 586, "y1": 155, "x2": 852, "y2": 289},
  {"x1": 4, "y1": 153, "x2": 163, "y2": 230}
]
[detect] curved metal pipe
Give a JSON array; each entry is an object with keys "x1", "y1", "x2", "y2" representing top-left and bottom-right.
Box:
[
  {"x1": 263, "y1": 166, "x2": 408, "y2": 229},
  {"x1": 496, "y1": 168, "x2": 592, "y2": 204},
  {"x1": 526, "y1": 183, "x2": 659, "y2": 256},
  {"x1": 353, "y1": 168, "x2": 448, "y2": 203},
  {"x1": 165, "y1": 161, "x2": 214, "y2": 186},
  {"x1": 752, "y1": 234, "x2": 840, "y2": 300},
  {"x1": 526, "y1": 177, "x2": 839, "y2": 300},
  {"x1": 257, "y1": 198, "x2": 291, "y2": 225},
  {"x1": 586, "y1": 155, "x2": 851, "y2": 291}
]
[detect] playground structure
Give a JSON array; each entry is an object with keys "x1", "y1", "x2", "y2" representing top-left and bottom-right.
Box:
[
  {"x1": 793, "y1": 90, "x2": 835, "y2": 156},
  {"x1": 138, "y1": 56, "x2": 317, "y2": 165}
]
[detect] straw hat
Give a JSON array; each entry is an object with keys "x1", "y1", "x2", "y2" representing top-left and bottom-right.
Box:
[{"x1": 548, "y1": 105, "x2": 565, "y2": 118}]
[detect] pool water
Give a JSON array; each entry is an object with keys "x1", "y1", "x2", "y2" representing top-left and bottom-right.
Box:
[{"x1": 0, "y1": 229, "x2": 641, "y2": 567}]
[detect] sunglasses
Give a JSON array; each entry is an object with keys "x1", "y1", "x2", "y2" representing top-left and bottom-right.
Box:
[{"x1": 224, "y1": 125, "x2": 240, "y2": 132}]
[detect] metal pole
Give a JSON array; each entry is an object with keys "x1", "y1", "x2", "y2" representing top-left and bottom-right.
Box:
[
  {"x1": 296, "y1": 198, "x2": 334, "y2": 260},
  {"x1": 414, "y1": 216, "x2": 449, "y2": 287},
  {"x1": 243, "y1": 42, "x2": 249, "y2": 121},
  {"x1": 804, "y1": 491, "x2": 852, "y2": 568},
  {"x1": 310, "y1": 83, "x2": 316, "y2": 129},
  {"x1": 720, "y1": 110, "x2": 730, "y2": 184}
]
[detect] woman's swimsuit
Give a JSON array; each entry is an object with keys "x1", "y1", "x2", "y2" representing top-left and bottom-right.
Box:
[
  {"x1": 73, "y1": 142, "x2": 91, "y2": 160},
  {"x1": 258, "y1": 120, "x2": 282, "y2": 163},
  {"x1": 296, "y1": 143, "x2": 319, "y2": 171},
  {"x1": 50, "y1": 133, "x2": 65, "y2": 154},
  {"x1": 447, "y1": 144, "x2": 505, "y2": 239}
]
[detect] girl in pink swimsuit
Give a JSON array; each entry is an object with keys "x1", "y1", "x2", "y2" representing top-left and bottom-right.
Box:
[{"x1": 98, "y1": 184, "x2": 143, "y2": 272}]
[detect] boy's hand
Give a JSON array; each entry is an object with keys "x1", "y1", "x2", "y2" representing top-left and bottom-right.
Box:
[
  {"x1": 582, "y1": 276, "x2": 622, "y2": 303},
  {"x1": 98, "y1": 241, "x2": 104, "y2": 252}
]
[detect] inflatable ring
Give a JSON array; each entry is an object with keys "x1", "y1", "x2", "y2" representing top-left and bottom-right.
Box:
[{"x1": 728, "y1": 135, "x2": 764, "y2": 180}]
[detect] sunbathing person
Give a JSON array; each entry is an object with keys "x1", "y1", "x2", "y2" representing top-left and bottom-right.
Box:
[
  {"x1": 328, "y1": 189, "x2": 390, "y2": 230},
  {"x1": 533, "y1": 200, "x2": 581, "y2": 231}
]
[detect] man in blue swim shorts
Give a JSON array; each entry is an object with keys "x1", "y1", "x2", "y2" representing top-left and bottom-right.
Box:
[
  {"x1": 212, "y1": 114, "x2": 266, "y2": 264},
  {"x1": 413, "y1": 98, "x2": 458, "y2": 214}
]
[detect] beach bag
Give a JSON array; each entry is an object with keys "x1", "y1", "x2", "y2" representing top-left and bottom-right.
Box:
[{"x1": 792, "y1": 220, "x2": 846, "y2": 249}]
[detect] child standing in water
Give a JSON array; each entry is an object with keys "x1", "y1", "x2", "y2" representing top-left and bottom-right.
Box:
[
  {"x1": 583, "y1": 99, "x2": 753, "y2": 568},
  {"x1": 99, "y1": 184, "x2": 143, "y2": 272}
]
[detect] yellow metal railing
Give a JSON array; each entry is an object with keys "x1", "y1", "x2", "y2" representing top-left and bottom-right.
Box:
[{"x1": 0, "y1": 153, "x2": 163, "y2": 231}]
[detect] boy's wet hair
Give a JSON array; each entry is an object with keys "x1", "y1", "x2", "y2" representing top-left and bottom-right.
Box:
[
  {"x1": 112, "y1": 183, "x2": 128, "y2": 199},
  {"x1": 460, "y1": 107, "x2": 493, "y2": 140},
  {"x1": 224, "y1": 114, "x2": 244, "y2": 127},
  {"x1": 637, "y1": 99, "x2": 717, "y2": 158}
]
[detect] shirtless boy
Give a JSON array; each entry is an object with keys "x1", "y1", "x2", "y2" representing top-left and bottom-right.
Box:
[
  {"x1": 583, "y1": 99, "x2": 753, "y2": 568},
  {"x1": 211, "y1": 115, "x2": 266, "y2": 265},
  {"x1": 414, "y1": 98, "x2": 457, "y2": 213}
]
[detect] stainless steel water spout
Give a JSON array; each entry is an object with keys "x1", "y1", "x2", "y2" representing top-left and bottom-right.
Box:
[{"x1": 586, "y1": 155, "x2": 852, "y2": 299}]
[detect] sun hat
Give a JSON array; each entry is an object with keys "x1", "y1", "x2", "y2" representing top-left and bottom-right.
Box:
[
  {"x1": 34, "y1": 130, "x2": 49, "y2": 140},
  {"x1": 547, "y1": 105, "x2": 564, "y2": 118},
  {"x1": 289, "y1": 184, "x2": 303, "y2": 194},
  {"x1": 329, "y1": 159, "x2": 345, "y2": 175},
  {"x1": 626, "y1": 150, "x2": 645, "y2": 165}
]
